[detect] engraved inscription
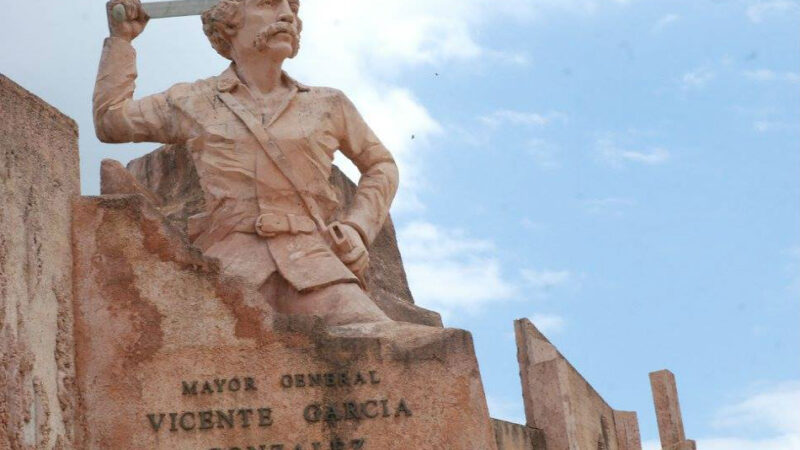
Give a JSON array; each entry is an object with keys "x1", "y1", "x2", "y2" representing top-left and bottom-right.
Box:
[
  {"x1": 280, "y1": 371, "x2": 381, "y2": 389},
  {"x1": 182, "y1": 377, "x2": 258, "y2": 395},
  {"x1": 146, "y1": 408, "x2": 273, "y2": 432},
  {"x1": 145, "y1": 370, "x2": 411, "y2": 449},
  {"x1": 303, "y1": 399, "x2": 412, "y2": 423}
]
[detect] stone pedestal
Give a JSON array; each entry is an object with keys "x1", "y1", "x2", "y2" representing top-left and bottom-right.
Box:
[
  {"x1": 0, "y1": 75, "x2": 79, "y2": 449},
  {"x1": 71, "y1": 195, "x2": 497, "y2": 449}
]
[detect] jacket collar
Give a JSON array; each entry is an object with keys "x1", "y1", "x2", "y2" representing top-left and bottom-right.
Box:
[{"x1": 216, "y1": 64, "x2": 310, "y2": 93}]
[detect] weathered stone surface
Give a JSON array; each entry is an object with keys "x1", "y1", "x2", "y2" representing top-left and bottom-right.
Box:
[
  {"x1": 650, "y1": 370, "x2": 690, "y2": 450},
  {"x1": 613, "y1": 410, "x2": 642, "y2": 450},
  {"x1": 663, "y1": 441, "x2": 696, "y2": 450},
  {"x1": 0, "y1": 75, "x2": 79, "y2": 449},
  {"x1": 492, "y1": 419, "x2": 547, "y2": 450},
  {"x1": 123, "y1": 145, "x2": 204, "y2": 235},
  {"x1": 116, "y1": 144, "x2": 441, "y2": 327},
  {"x1": 71, "y1": 194, "x2": 495, "y2": 449},
  {"x1": 100, "y1": 159, "x2": 162, "y2": 207},
  {"x1": 515, "y1": 319, "x2": 642, "y2": 450}
]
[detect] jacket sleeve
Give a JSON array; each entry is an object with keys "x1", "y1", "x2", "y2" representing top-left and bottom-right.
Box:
[
  {"x1": 334, "y1": 92, "x2": 399, "y2": 246},
  {"x1": 93, "y1": 37, "x2": 187, "y2": 144}
]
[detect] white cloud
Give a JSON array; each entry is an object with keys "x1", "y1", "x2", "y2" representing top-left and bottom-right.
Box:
[
  {"x1": 681, "y1": 67, "x2": 716, "y2": 89},
  {"x1": 521, "y1": 269, "x2": 572, "y2": 290},
  {"x1": 652, "y1": 13, "x2": 680, "y2": 32},
  {"x1": 398, "y1": 222, "x2": 517, "y2": 316},
  {"x1": 744, "y1": 69, "x2": 800, "y2": 83},
  {"x1": 528, "y1": 313, "x2": 566, "y2": 335},
  {"x1": 527, "y1": 139, "x2": 561, "y2": 169},
  {"x1": 480, "y1": 110, "x2": 568, "y2": 128},
  {"x1": 753, "y1": 120, "x2": 796, "y2": 133},
  {"x1": 713, "y1": 381, "x2": 800, "y2": 435},
  {"x1": 597, "y1": 136, "x2": 671, "y2": 167},
  {"x1": 746, "y1": 0, "x2": 800, "y2": 23},
  {"x1": 644, "y1": 381, "x2": 800, "y2": 450},
  {"x1": 289, "y1": 0, "x2": 614, "y2": 214},
  {"x1": 584, "y1": 197, "x2": 636, "y2": 215},
  {"x1": 0, "y1": 0, "x2": 636, "y2": 197}
]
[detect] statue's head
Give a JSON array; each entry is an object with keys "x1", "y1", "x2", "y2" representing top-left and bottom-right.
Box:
[{"x1": 202, "y1": 0, "x2": 302, "y2": 63}]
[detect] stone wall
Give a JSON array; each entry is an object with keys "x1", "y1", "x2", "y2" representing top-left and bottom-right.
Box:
[
  {"x1": 0, "y1": 75, "x2": 79, "y2": 449},
  {"x1": 515, "y1": 319, "x2": 642, "y2": 450},
  {"x1": 492, "y1": 419, "x2": 547, "y2": 450}
]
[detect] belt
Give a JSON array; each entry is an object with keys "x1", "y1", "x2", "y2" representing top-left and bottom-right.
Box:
[{"x1": 233, "y1": 213, "x2": 317, "y2": 238}]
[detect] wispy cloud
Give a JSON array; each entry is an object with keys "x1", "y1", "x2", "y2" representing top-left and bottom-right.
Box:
[
  {"x1": 480, "y1": 110, "x2": 568, "y2": 128},
  {"x1": 652, "y1": 13, "x2": 680, "y2": 33},
  {"x1": 644, "y1": 381, "x2": 800, "y2": 450},
  {"x1": 712, "y1": 381, "x2": 800, "y2": 434},
  {"x1": 398, "y1": 222, "x2": 517, "y2": 316},
  {"x1": 527, "y1": 139, "x2": 561, "y2": 169},
  {"x1": 753, "y1": 120, "x2": 797, "y2": 133},
  {"x1": 528, "y1": 313, "x2": 567, "y2": 335},
  {"x1": 584, "y1": 197, "x2": 636, "y2": 215},
  {"x1": 597, "y1": 135, "x2": 671, "y2": 167},
  {"x1": 746, "y1": 0, "x2": 800, "y2": 23},
  {"x1": 744, "y1": 69, "x2": 800, "y2": 83},
  {"x1": 521, "y1": 269, "x2": 572, "y2": 290},
  {"x1": 681, "y1": 67, "x2": 716, "y2": 89}
]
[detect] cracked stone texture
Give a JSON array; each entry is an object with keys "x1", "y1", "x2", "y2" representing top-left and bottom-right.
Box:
[
  {"x1": 0, "y1": 75, "x2": 79, "y2": 449},
  {"x1": 515, "y1": 319, "x2": 642, "y2": 450},
  {"x1": 71, "y1": 194, "x2": 496, "y2": 449},
  {"x1": 101, "y1": 144, "x2": 441, "y2": 327}
]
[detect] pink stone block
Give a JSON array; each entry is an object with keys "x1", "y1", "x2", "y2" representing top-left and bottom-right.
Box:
[
  {"x1": 0, "y1": 75, "x2": 80, "y2": 449},
  {"x1": 649, "y1": 370, "x2": 686, "y2": 448},
  {"x1": 613, "y1": 410, "x2": 642, "y2": 450},
  {"x1": 516, "y1": 318, "x2": 635, "y2": 450}
]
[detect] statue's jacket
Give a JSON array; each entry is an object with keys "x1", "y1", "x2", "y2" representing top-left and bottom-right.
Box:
[{"x1": 93, "y1": 37, "x2": 399, "y2": 292}]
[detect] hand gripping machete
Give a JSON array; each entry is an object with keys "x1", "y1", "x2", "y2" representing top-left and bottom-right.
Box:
[{"x1": 112, "y1": 0, "x2": 219, "y2": 21}]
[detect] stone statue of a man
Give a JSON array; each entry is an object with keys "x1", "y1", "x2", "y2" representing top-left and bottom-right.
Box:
[{"x1": 93, "y1": 0, "x2": 398, "y2": 326}]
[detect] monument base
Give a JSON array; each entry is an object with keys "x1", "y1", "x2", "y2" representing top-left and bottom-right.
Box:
[{"x1": 71, "y1": 195, "x2": 496, "y2": 449}]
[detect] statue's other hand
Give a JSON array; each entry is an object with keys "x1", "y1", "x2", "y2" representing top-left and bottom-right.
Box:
[
  {"x1": 332, "y1": 223, "x2": 370, "y2": 281},
  {"x1": 107, "y1": 0, "x2": 149, "y2": 41}
]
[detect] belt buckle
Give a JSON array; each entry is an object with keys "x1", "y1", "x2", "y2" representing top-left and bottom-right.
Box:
[{"x1": 255, "y1": 214, "x2": 277, "y2": 238}]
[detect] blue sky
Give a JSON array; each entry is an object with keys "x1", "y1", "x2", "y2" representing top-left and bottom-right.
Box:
[{"x1": 1, "y1": 0, "x2": 798, "y2": 448}]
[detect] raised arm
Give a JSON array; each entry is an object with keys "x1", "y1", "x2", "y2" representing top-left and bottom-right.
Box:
[
  {"x1": 93, "y1": 0, "x2": 184, "y2": 144},
  {"x1": 335, "y1": 92, "x2": 400, "y2": 247}
]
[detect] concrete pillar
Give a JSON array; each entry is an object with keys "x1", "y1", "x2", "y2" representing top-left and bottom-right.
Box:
[
  {"x1": 613, "y1": 410, "x2": 642, "y2": 450},
  {"x1": 649, "y1": 370, "x2": 696, "y2": 450},
  {"x1": 0, "y1": 75, "x2": 80, "y2": 448}
]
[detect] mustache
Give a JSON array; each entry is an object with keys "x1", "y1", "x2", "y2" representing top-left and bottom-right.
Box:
[{"x1": 253, "y1": 22, "x2": 300, "y2": 51}]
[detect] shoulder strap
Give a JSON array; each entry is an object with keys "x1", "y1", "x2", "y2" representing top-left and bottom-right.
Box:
[{"x1": 218, "y1": 91, "x2": 328, "y2": 231}]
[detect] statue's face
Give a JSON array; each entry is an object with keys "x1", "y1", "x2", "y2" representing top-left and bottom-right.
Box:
[{"x1": 231, "y1": 0, "x2": 301, "y2": 62}]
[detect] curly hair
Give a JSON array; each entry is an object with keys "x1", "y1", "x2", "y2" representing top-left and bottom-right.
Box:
[
  {"x1": 202, "y1": 0, "x2": 245, "y2": 60},
  {"x1": 202, "y1": 0, "x2": 302, "y2": 61}
]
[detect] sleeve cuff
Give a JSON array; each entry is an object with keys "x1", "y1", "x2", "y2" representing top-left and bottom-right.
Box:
[{"x1": 341, "y1": 219, "x2": 372, "y2": 247}]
